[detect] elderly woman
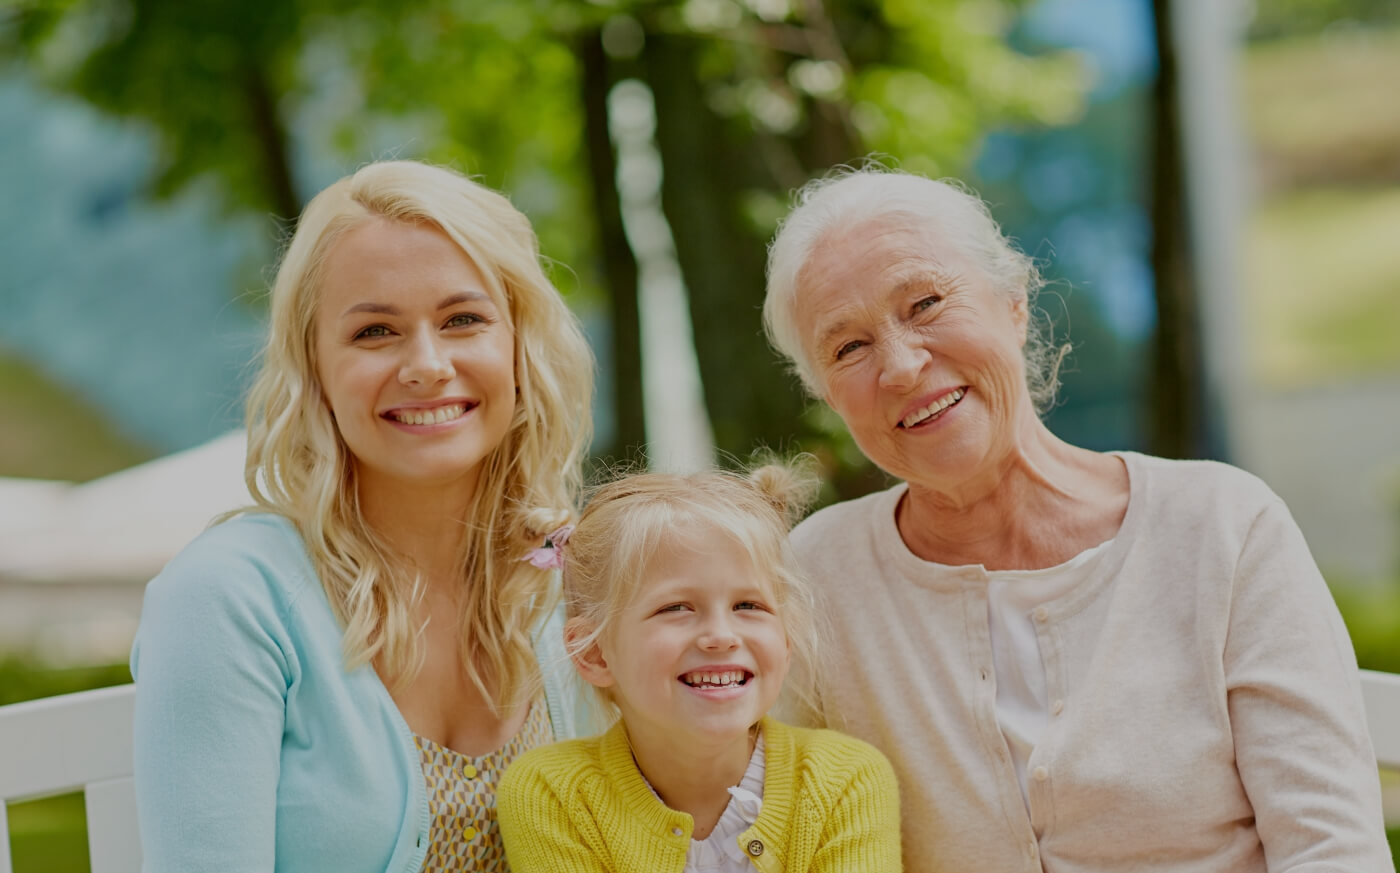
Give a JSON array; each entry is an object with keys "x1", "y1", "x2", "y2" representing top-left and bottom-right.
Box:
[{"x1": 764, "y1": 168, "x2": 1391, "y2": 872}]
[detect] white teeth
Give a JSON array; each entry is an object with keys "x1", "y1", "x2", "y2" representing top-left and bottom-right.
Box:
[
  {"x1": 901, "y1": 389, "x2": 964, "y2": 428},
  {"x1": 682, "y1": 670, "x2": 747, "y2": 688},
  {"x1": 392, "y1": 404, "x2": 466, "y2": 426}
]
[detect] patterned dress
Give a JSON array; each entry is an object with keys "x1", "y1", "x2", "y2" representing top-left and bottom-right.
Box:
[{"x1": 414, "y1": 697, "x2": 554, "y2": 872}]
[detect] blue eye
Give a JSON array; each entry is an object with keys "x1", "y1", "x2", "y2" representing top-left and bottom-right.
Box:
[
  {"x1": 354, "y1": 324, "x2": 391, "y2": 340},
  {"x1": 913, "y1": 295, "x2": 941, "y2": 313}
]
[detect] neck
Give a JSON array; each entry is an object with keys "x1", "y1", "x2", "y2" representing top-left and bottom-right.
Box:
[
  {"x1": 357, "y1": 467, "x2": 479, "y2": 586},
  {"x1": 626, "y1": 720, "x2": 757, "y2": 840},
  {"x1": 899, "y1": 413, "x2": 1126, "y2": 570}
]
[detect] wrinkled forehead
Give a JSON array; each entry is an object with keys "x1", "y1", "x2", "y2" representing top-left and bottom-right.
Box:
[{"x1": 794, "y1": 219, "x2": 965, "y2": 343}]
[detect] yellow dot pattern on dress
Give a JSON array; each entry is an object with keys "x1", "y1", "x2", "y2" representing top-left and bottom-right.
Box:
[{"x1": 414, "y1": 697, "x2": 554, "y2": 872}]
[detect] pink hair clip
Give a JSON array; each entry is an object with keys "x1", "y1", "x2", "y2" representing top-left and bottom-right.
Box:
[{"x1": 521, "y1": 524, "x2": 575, "y2": 570}]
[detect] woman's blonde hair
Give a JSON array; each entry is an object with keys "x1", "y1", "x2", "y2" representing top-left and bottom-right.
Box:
[
  {"x1": 560, "y1": 458, "x2": 823, "y2": 715},
  {"x1": 242, "y1": 160, "x2": 594, "y2": 712}
]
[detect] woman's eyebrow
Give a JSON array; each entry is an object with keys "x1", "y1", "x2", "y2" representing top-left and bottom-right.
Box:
[
  {"x1": 892, "y1": 267, "x2": 956, "y2": 296},
  {"x1": 816, "y1": 317, "x2": 854, "y2": 351},
  {"x1": 435, "y1": 290, "x2": 492, "y2": 310},
  {"x1": 341, "y1": 290, "x2": 492, "y2": 318}
]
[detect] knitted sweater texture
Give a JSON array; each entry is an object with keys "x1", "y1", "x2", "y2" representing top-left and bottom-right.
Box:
[
  {"x1": 786, "y1": 452, "x2": 1391, "y2": 873},
  {"x1": 497, "y1": 717, "x2": 902, "y2": 873}
]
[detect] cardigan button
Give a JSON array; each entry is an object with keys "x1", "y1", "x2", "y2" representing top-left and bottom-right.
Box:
[
  {"x1": 747, "y1": 839, "x2": 765, "y2": 857},
  {"x1": 671, "y1": 827, "x2": 683, "y2": 837},
  {"x1": 1033, "y1": 607, "x2": 1049, "y2": 623}
]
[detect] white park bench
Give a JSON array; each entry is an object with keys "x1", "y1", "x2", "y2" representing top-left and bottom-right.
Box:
[{"x1": 3, "y1": 670, "x2": 1400, "y2": 872}]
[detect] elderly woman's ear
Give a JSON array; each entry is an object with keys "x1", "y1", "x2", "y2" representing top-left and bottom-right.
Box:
[{"x1": 1012, "y1": 292, "x2": 1030, "y2": 347}]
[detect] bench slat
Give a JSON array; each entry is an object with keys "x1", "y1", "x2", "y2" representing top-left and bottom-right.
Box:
[
  {"x1": 1360, "y1": 669, "x2": 1400, "y2": 770},
  {"x1": 87, "y1": 776, "x2": 142, "y2": 873},
  {"x1": 1, "y1": 806, "x2": 14, "y2": 873},
  {"x1": 0, "y1": 684, "x2": 134, "y2": 802}
]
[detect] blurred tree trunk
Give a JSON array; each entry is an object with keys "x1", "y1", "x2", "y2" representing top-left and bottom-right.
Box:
[
  {"x1": 241, "y1": 61, "x2": 300, "y2": 223},
  {"x1": 642, "y1": 32, "x2": 803, "y2": 458},
  {"x1": 578, "y1": 28, "x2": 646, "y2": 464},
  {"x1": 1148, "y1": 0, "x2": 1208, "y2": 459}
]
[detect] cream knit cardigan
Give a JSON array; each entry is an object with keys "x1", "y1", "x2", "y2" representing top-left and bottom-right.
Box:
[{"x1": 788, "y1": 452, "x2": 1392, "y2": 873}]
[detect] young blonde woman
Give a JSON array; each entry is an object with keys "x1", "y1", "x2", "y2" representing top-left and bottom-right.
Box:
[{"x1": 130, "y1": 160, "x2": 601, "y2": 873}]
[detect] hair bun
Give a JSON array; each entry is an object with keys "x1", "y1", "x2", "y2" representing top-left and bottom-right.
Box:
[
  {"x1": 522, "y1": 505, "x2": 573, "y2": 539},
  {"x1": 746, "y1": 454, "x2": 820, "y2": 527}
]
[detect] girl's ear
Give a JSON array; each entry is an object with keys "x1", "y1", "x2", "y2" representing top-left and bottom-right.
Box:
[{"x1": 564, "y1": 617, "x2": 615, "y2": 689}]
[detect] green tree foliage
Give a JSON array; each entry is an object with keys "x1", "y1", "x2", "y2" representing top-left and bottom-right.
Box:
[
  {"x1": 2, "y1": 0, "x2": 1087, "y2": 485},
  {"x1": 2, "y1": 0, "x2": 320, "y2": 219}
]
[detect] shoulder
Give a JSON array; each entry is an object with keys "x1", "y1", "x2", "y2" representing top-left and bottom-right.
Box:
[
  {"x1": 1120, "y1": 452, "x2": 1284, "y2": 528},
  {"x1": 774, "y1": 720, "x2": 897, "y2": 789},
  {"x1": 791, "y1": 483, "x2": 903, "y2": 551},
  {"x1": 499, "y1": 735, "x2": 609, "y2": 816},
  {"x1": 1122, "y1": 451, "x2": 1278, "y2": 503},
  {"x1": 503, "y1": 735, "x2": 605, "y2": 789},
  {"x1": 141, "y1": 512, "x2": 318, "y2": 626}
]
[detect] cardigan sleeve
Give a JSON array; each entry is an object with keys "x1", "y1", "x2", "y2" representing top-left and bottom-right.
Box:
[
  {"x1": 1223, "y1": 496, "x2": 1392, "y2": 872},
  {"x1": 808, "y1": 743, "x2": 903, "y2": 873},
  {"x1": 498, "y1": 755, "x2": 614, "y2": 873},
  {"x1": 129, "y1": 537, "x2": 293, "y2": 873}
]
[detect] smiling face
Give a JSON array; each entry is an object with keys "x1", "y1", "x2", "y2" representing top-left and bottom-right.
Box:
[
  {"x1": 312, "y1": 218, "x2": 517, "y2": 496},
  {"x1": 576, "y1": 526, "x2": 791, "y2": 747},
  {"x1": 796, "y1": 217, "x2": 1032, "y2": 490}
]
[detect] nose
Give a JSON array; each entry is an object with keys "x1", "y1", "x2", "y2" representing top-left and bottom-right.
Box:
[
  {"x1": 697, "y1": 612, "x2": 741, "y2": 652},
  {"x1": 399, "y1": 331, "x2": 454, "y2": 387},
  {"x1": 877, "y1": 329, "x2": 931, "y2": 390}
]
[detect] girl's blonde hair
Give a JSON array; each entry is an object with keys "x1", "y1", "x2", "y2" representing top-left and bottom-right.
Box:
[
  {"x1": 561, "y1": 459, "x2": 823, "y2": 714},
  {"x1": 242, "y1": 160, "x2": 594, "y2": 712}
]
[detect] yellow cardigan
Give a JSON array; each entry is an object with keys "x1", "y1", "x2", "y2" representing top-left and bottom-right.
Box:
[{"x1": 497, "y1": 716, "x2": 902, "y2": 873}]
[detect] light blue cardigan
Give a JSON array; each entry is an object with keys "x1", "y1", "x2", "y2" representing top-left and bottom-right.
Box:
[{"x1": 130, "y1": 512, "x2": 601, "y2": 873}]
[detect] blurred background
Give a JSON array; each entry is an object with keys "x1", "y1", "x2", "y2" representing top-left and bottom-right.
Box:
[{"x1": 1, "y1": 0, "x2": 1397, "y2": 866}]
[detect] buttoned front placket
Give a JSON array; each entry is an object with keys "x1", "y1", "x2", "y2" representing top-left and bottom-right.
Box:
[
  {"x1": 1023, "y1": 600, "x2": 1066, "y2": 868},
  {"x1": 960, "y1": 573, "x2": 1047, "y2": 872}
]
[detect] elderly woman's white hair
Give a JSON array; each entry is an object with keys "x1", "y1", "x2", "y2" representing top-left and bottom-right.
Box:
[{"x1": 763, "y1": 166, "x2": 1063, "y2": 413}]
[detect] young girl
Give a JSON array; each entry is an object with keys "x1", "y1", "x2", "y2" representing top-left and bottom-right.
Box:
[{"x1": 498, "y1": 464, "x2": 902, "y2": 872}]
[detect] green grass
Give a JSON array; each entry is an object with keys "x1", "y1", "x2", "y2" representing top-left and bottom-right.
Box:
[
  {"x1": 1331, "y1": 578, "x2": 1400, "y2": 675},
  {"x1": 0, "y1": 349, "x2": 154, "y2": 481},
  {"x1": 6, "y1": 793, "x2": 89, "y2": 873}
]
